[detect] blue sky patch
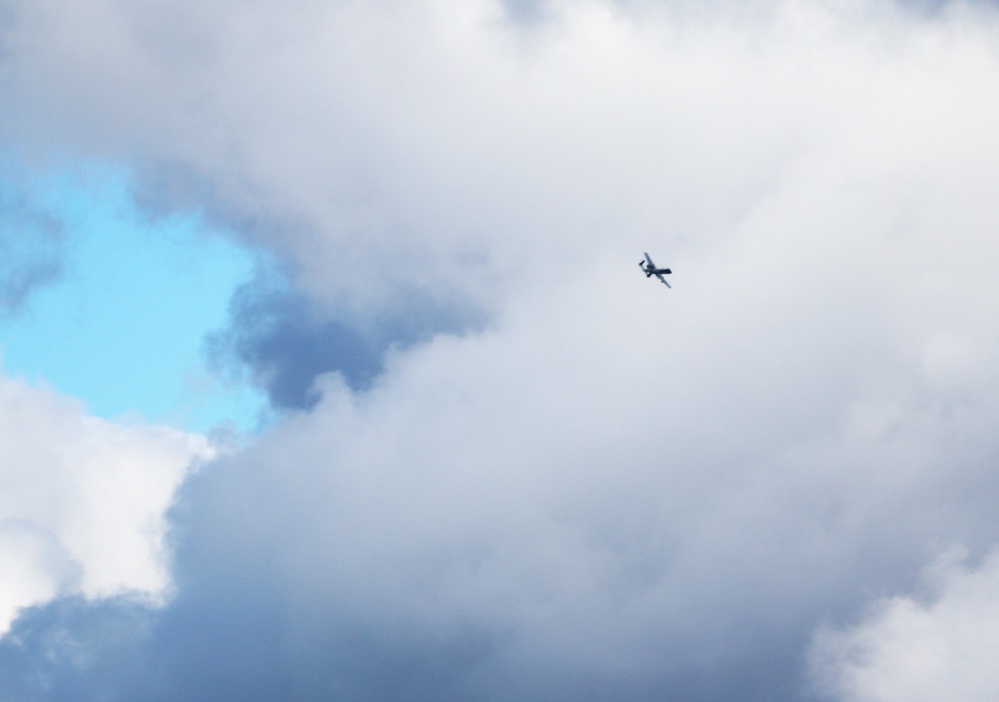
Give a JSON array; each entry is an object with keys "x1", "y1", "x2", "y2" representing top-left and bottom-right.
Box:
[{"x1": 0, "y1": 167, "x2": 266, "y2": 433}]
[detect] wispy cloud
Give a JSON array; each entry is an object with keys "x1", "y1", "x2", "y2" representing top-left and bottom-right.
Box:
[{"x1": 0, "y1": 194, "x2": 62, "y2": 317}]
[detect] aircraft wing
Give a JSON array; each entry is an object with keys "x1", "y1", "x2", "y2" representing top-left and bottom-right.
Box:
[
  {"x1": 644, "y1": 252, "x2": 655, "y2": 268},
  {"x1": 655, "y1": 272, "x2": 671, "y2": 288}
]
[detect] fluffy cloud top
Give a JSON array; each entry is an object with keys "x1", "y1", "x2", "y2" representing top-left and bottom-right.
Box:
[
  {"x1": 811, "y1": 548, "x2": 999, "y2": 702},
  {"x1": 0, "y1": 372, "x2": 211, "y2": 633}
]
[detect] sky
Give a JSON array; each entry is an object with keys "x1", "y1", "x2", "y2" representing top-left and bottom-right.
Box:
[
  {"x1": 0, "y1": 165, "x2": 264, "y2": 431},
  {"x1": 2, "y1": 0, "x2": 999, "y2": 700}
]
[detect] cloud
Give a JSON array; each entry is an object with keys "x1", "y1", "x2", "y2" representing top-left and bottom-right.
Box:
[
  {"x1": 0, "y1": 596, "x2": 154, "y2": 702},
  {"x1": 0, "y1": 193, "x2": 63, "y2": 317},
  {"x1": 0, "y1": 372, "x2": 212, "y2": 633},
  {"x1": 810, "y1": 547, "x2": 999, "y2": 702},
  {"x1": 205, "y1": 266, "x2": 485, "y2": 410},
  {"x1": 2, "y1": 0, "x2": 999, "y2": 700}
]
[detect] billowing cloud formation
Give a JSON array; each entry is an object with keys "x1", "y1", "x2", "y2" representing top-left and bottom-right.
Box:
[
  {"x1": 0, "y1": 372, "x2": 211, "y2": 633},
  {"x1": 810, "y1": 548, "x2": 999, "y2": 701},
  {"x1": 206, "y1": 269, "x2": 486, "y2": 409},
  {"x1": 2, "y1": 0, "x2": 999, "y2": 700}
]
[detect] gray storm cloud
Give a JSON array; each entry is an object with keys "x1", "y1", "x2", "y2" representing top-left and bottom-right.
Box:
[{"x1": 3, "y1": 0, "x2": 999, "y2": 700}]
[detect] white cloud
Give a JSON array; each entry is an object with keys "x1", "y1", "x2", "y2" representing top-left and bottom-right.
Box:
[
  {"x1": 810, "y1": 547, "x2": 999, "y2": 702},
  {"x1": 0, "y1": 371, "x2": 211, "y2": 633},
  {"x1": 3, "y1": 0, "x2": 999, "y2": 698},
  {"x1": 11, "y1": 0, "x2": 999, "y2": 314}
]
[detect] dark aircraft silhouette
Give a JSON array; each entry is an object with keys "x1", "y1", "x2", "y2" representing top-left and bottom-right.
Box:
[{"x1": 639, "y1": 252, "x2": 671, "y2": 288}]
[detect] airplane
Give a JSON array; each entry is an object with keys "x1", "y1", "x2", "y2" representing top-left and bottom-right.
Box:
[{"x1": 639, "y1": 252, "x2": 671, "y2": 288}]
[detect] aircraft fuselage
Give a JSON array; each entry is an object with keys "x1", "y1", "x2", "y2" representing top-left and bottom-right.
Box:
[{"x1": 640, "y1": 253, "x2": 672, "y2": 287}]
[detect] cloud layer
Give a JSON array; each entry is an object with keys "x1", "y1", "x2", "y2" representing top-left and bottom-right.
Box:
[{"x1": 3, "y1": 0, "x2": 999, "y2": 699}]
